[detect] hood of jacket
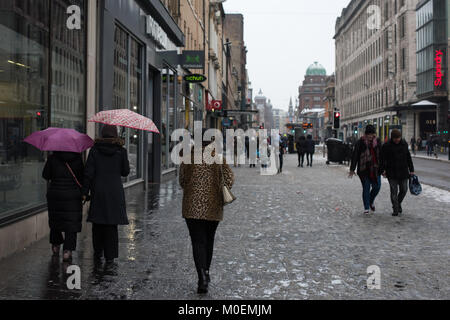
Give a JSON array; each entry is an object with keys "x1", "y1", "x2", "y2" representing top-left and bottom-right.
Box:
[{"x1": 94, "y1": 138, "x2": 124, "y2": 156}]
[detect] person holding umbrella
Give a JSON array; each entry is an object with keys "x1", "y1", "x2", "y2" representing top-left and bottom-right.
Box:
[
  {"x1": 42, "y1": 152, "x2": 84, "y2": 262},
  {"x1": 25, "y1": 127, "x2": 94, "y2": 261},
  {"x1": 82, "y1": 125, "x2": 130, "y2": 270}
]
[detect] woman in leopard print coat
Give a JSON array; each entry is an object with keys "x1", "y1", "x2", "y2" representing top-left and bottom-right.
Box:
[{"x1": 179, "y1": 142, "x2": 234, "y2": 294}]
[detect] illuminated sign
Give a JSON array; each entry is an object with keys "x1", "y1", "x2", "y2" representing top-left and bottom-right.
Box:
[
  {"x1": 184, "y1": 74, "x2": 207, "y2": 83},
  {"x1": 435, "y1": 50, "x2": 444, "y2": 87}
]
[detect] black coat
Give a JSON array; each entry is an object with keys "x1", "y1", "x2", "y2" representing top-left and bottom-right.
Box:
[
  {"x1": 82, "y1": 139, "x2": 130, "y2": 225},
  {"x1": 381, "y1": 139, "x2": 414, "y2": 180},
  {"x1": 350, "y1": 138, "x2": 382, "y2": 177},
  {"x1": 42, "y1": 152, "x2": 84, "y2": 233},
  {"x1": 296, "y1": 139, "x2": 307, "y2": 155},
  {"x1": 305, "y1": 138, "x2": 315, "y2": 154}
]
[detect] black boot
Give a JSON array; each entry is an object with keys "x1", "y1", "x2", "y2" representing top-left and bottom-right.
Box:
[
  {"x1": 205, "y1": 269, "x2": 211, "y2": 284},
  {"x1": 197, "y1": 269, "x2": 208, "y2": 294}
]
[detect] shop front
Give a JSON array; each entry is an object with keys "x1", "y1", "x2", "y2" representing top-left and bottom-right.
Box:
[
  {"x1": 99, "y1": 0, "x2": 184, "y2": 183},
  {"x1": 0, "y1": 0, "x2": 87, "y2": 226}
]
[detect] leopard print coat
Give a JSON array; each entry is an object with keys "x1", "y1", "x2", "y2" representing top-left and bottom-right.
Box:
[{"x1": 179, "y1": 147, "x2": 234, "y2": 222}]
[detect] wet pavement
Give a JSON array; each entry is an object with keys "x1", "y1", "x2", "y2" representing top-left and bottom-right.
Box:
[{"x1": 0, "y1": 154, "x2": 449, "y2": 300}]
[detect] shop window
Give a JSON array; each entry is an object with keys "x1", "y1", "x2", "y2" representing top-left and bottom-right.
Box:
[
  {"x1": 113, "y1": 25, "x2": 143, "y2": 181},
  {"x1": 0, "y1": 0, "x2": 86, "y2": 221}
]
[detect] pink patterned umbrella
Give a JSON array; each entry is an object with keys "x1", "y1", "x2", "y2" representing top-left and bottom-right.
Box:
[
  {"x1": 24, "y1": 128, "x2": 94, "y2": 153},
  {"x1": 88, "y1": 109, "x2": 160, "y2": 134}
]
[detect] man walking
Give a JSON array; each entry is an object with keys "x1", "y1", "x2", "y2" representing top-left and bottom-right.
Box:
[
  {"x1": 305, "y1": 135, "x2": 315, "y2": 167},
  {"x1": 381, "y1": 129, "x2": 415, "y2": 216}
]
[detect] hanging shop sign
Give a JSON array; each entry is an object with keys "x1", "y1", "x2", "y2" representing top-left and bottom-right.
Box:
[
  {"x1": 181, "y1": 51, "x2": 205, "y2": 69},
  {"x1": 435, "y1": 49, "x2": 444, "y2": 87},
  {"x1": 146, "y1": 15, "x2": 168, "y2": 49},
  {"x1": 184, "y1": 74, "x2": 207, "y2": 83}
]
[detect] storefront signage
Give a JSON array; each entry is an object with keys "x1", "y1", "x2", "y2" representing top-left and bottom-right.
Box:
[
  {"x1": 184, "y1": 74, "x2": 207, "y2": 83},
  {"x1": 181, "y1": 51, "x2": 205, "y2": 69},
  {"x1": 146, "y1": 15, "x2": 168, "y2": 49},
  {"x1": 435, "y1": 50, "x2": 444, "y2": 87}
]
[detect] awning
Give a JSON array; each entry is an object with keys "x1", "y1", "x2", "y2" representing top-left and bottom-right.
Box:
[
  {"x1": 412, "y1": 100, "x2": 438, "y2": 107},
  {"x1": 384, "y1": 100, "x2": 439, "y2": 112}
]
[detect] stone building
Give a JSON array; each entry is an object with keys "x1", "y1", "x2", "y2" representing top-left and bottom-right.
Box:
[{"x1": 334, "y1": 0, "x2": 419, "y2": 143}]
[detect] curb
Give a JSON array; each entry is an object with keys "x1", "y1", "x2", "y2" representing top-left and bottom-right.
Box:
[{"x1": 411, "y1": 155, "x2": 449, "y2": 164}]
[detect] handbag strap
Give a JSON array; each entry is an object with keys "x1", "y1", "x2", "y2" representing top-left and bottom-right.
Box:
[{"x1": 65, "y1": 162, "x2": 82, "y2": 188}]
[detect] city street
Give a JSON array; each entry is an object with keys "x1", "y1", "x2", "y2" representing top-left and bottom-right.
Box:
[
  {"x1": 0, "y1": 154, "x2": 448, "y2": 300},
  {"x1": 413, "y1": 157, "x2": 450, "y2": 191}
]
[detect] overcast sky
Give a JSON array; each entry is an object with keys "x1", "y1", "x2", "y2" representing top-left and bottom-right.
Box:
[{"x1": 223, "y1": 0, "x2": 351, "y2": 111}]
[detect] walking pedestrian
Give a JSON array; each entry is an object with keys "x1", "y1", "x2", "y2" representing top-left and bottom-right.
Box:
[
  {"x1": 278, "y1": 134, "x2": 286, "y2": 174},
  {"x1": 179, "y1": 138, "x2": 234, "y2": 294},
  {"x1": 416, "y1": 137, "x2": 422, "y2": 151},
  {"x1": 410, "y1": 137, "x2": 416, "y2": 155},
  {"x1": 82, "y1": 125, "x2": 130, "y2": 271},
  {"x1": 349, "y1": 125, "x2": 382, "y2": 215},
  {"x1": 296, "y1": 136, "x2": 307, "y2": 167},
  {"x1": 43, "y1": 152, "x2": 84, "y2": 262},
  {"x1": 381, "y1": 130, "x2": 415, "y2": 216},
  {"x1": 305, "y1": 135, "x2": 315, "y2": 167},
  {"x1": 426, "y1": 137, "x2": 433, "y2": 156}
]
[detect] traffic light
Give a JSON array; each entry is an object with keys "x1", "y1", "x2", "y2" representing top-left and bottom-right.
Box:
[{"x1": 334, "y1": 112, "x2": 341, "y2": 129}]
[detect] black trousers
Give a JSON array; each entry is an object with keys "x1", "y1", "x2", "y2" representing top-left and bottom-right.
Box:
[
  {"x1": 92, "y1": 224, "x2": 119, "y2": 261},
  {"x1": 298, "y1": 153, "x2": 305, "y2": 165},
  {"x1": 50, "y1": 229, "x2": 77, "y2": 251},
  {"x1": 307, "y1": 153, "x2": 313, "y2": 165},
  {"x1": 279, "y1": 154, "x2": 284, "y2": 171},
  {"x1": 388, "y1": 179, "x2": 408, "y2": 211},
  {"x1": 185, "y1": 219, "x2": 219, "y2": 274}
]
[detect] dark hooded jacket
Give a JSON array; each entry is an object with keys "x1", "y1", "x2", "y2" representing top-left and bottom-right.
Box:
[
  {"x1": 381, "y1": 139, "x2": 414, "y2": 180},
  {"x1": 82, "y1": 138, "x2": 130, "y2": 225},
  {"x1": 296, "y1": 137, "x2": 307, "y2": 155},
  {"x1": 305, "y1": 136, "x2": 315, "y2": 154},
  {"x1": 42, "y1": 152, "x2": 84, "y2": 232}
]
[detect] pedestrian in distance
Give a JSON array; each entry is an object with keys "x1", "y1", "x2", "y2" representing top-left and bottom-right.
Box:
[
  {"x1": 349, "y1": 125, "x2": 383, "y2": 215},
  {"x1": 82, "y1": 125, "x2": 130, "y2": 271},
  {"x1": 296, "y1": 136, "x2": 307, "y2": 167},
  {"x1": 410, "y1": 136, "x2": 416, "y2": 156},
  {"x1": 305, "y1": 135, "x2": 315, "y2": 167},
  {"x1": 381, "y1": 129, "x2": 415, "y2": 216},
  {"x1": 179, "y1": 136, "x2": 235, "y2": 294},
  {"x1": 43, "y1": 151, "x2": 84, "y2": 262},
  {"x1": 278, "y1": 134, "x2": 286, "y2": 174},
  {"x1": 426, "y1": 137, "x2": 433, "y2": 157}
]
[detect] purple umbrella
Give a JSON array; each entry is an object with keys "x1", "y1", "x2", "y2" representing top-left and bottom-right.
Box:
[{"x1": 24, "y1": 128, "x2": 94, "y2": 153}]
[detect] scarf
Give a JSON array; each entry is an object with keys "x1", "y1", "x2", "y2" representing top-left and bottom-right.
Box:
[{"x1": 359, "y1": 136, "x2": 379, "y2": 182}]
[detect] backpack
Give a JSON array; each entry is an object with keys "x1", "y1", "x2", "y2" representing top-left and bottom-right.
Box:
[{"x1": 409, "y1": 175, "x2": 422, "y2": 196}]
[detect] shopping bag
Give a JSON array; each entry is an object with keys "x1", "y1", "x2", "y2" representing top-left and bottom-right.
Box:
[{"x1": 409, "y1": 175, "x2": 422, "y2": 196}]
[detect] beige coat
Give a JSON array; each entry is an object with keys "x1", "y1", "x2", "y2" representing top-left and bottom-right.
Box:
[{"x1": 179, "y1": 148, "x2": 234, "y2": 222}]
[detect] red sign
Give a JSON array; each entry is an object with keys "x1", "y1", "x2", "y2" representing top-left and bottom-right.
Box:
[
  {"x1": 211, "y1": 100, "x2": 222, "y2": 111},
  {"x1": 435, "y1": 50, "x2": 444, "y2": 87}
]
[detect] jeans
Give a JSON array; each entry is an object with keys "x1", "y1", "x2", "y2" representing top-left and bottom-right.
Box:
[
  {"x1": 92, "y1": 224, "x2": 119, "y2": 261},
  {"x1": 185, "y1": 219, "x2": 219, "y2": 274},
  {"x1": 388, "y1": 179, "x2": 408, "y2": 212},
  {"x1": 50, "y1": 229, "x2": 77, "y2": 251},
  {"x1": 360, "y1": 176, "x2": 381, "y2": 210}
]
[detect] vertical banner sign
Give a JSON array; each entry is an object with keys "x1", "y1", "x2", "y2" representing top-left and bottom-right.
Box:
[{"x1": 435, "y1": 49, "x2": 444, "y2": 87}]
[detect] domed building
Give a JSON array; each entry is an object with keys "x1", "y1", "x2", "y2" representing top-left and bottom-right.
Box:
[{"x1": 297, "y1": 62, "x2": 330, "y2": 140}]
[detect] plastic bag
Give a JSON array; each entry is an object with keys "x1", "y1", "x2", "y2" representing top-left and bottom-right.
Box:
[{"x1": 409, "y1": 175, "x2": 422, "y2": 196}]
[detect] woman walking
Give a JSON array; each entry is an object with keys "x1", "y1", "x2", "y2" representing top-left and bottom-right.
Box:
[
  {"x1": 305, "y1": 135, "x2": 315, "y2": 167},
  {"x1": 43, "y1": 151, "x2": 84, "y2": 262},
  {"x1": 349, "y1": 125, "x2": 382, "y2": 215},
  {"x1": 296, "y1": 136, "x2": 307, "y2": 167},
  {"x1": 179, "y1": 139, "x2": 234, "y2": 294},
  {"x1": 82, "y1": 125, "x2": 130, "y2": 269}
]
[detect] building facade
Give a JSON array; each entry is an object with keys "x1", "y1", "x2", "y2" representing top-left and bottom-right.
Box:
[
  {"x1": 335, "y1": 0, "x2": 419, "y2": 143},
  {"x1": 0, "y1": 0, "x2": 185, "y2": 259}
]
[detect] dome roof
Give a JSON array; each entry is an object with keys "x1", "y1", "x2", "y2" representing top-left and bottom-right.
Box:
[{"x1": 306, "y1": 62, "x2": 327, "y2": 76}]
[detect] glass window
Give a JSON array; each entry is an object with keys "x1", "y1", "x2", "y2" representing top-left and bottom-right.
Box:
[
  {"x1": 0, "y1": 1, "x2": 49, "y2": 220},
  {"x1": 113, "y1": 25, "x2": 143, "y2": 181}
]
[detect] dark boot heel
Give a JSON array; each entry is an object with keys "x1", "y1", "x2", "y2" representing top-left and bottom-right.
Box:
[
  {"x1": 205, "y1": 269, "x2": 211, "y2": 284},
  {"x1": 197, "y1": 269, "x2": 208, "y2": 294}
]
